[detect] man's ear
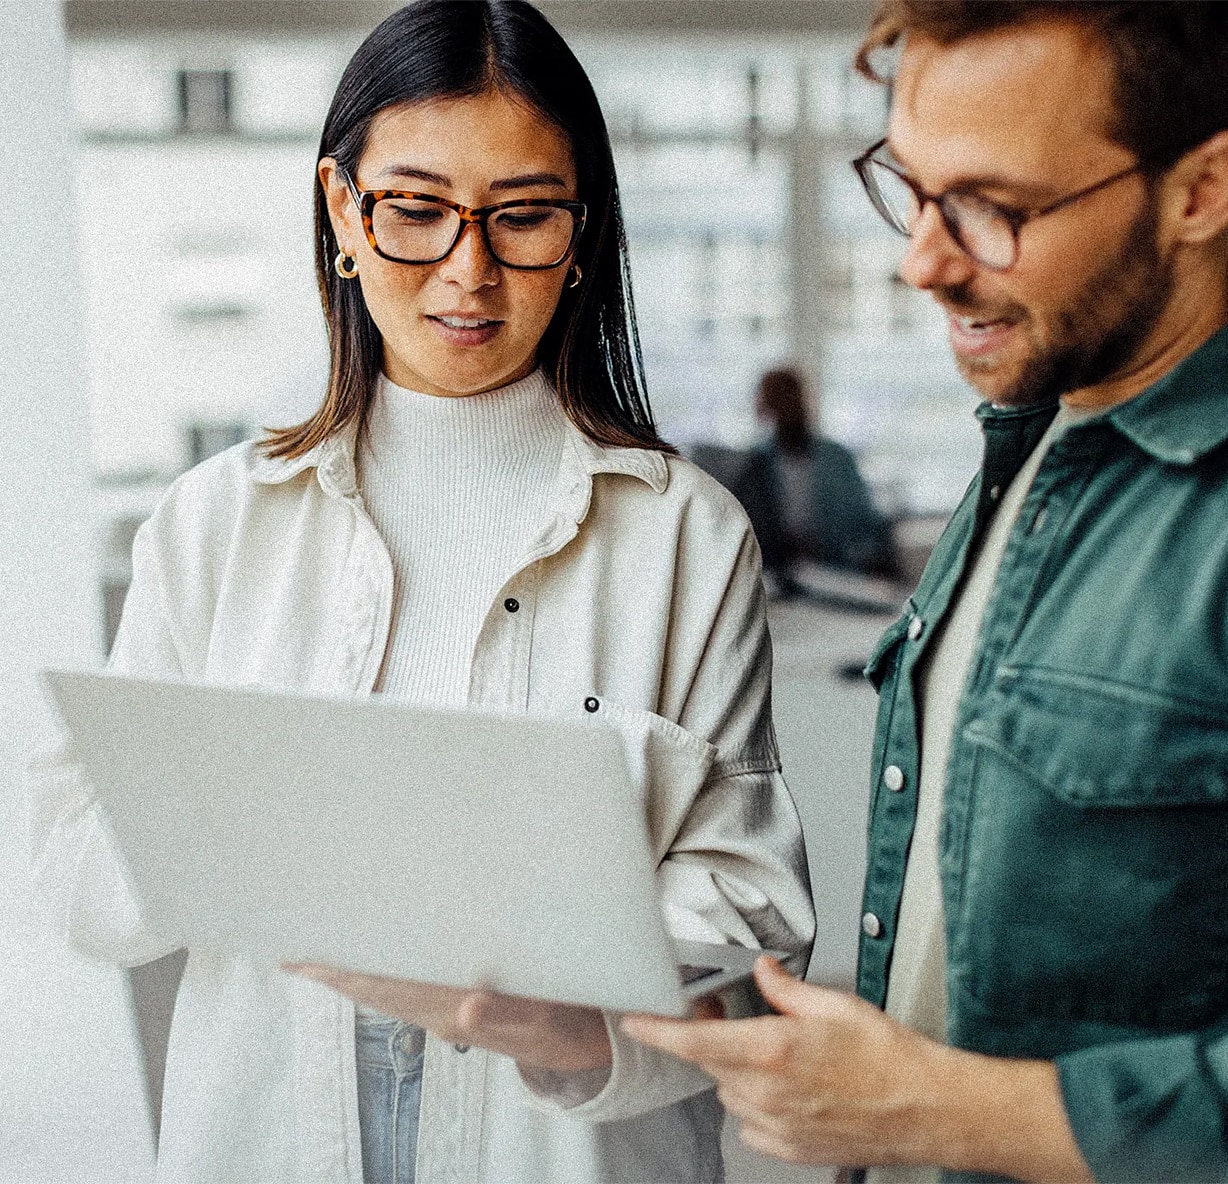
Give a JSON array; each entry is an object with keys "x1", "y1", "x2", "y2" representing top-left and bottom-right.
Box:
[{"x1": 1166, "y1": 129, "x2": 1228, "y2": 246}]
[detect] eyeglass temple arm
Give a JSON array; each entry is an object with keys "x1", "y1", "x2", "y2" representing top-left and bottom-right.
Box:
[{"x1": 336, "y1": 167, "x2": 367, "y2": 218}]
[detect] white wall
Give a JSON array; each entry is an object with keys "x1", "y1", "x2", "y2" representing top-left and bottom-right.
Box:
[{"x1": 0, "y1": 3, "x2": 154, "y2": 1179}]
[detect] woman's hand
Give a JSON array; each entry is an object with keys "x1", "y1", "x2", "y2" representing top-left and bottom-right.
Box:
[{"x1": 284, "y1": 963, "x2": 612, "y2": 1074}]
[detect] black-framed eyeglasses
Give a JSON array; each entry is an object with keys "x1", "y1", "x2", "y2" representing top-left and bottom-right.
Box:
[
  {"x1": 343, "y1": 171, "x2": 586, "y2": 270},
  {"x1": 851, "y1": 138, "x2": 1143, "y2": 271}
]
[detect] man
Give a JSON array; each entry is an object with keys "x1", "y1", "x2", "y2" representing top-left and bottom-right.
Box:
[{"x1": 625, "y1": 4, "x2": 1228, "y2": 1181}]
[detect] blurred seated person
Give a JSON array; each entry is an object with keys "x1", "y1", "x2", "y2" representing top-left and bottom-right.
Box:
[{"x1": 747, "y1": 367, "x2": 901, "y2": 584}]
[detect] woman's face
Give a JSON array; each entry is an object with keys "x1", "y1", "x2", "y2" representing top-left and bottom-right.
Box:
[{"x1": 320, "y1": 90, "x2": 578, "y2": 397}]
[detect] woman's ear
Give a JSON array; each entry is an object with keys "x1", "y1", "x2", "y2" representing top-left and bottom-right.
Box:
[
  {"x1": 318, "y1": 157, "x2": 360, "y2": 254},
  {"x1": 1166, "y1": 129, "x2": 1228, "y2": 246}
]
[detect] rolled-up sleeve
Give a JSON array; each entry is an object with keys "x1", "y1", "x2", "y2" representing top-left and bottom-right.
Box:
[
  {"x1": 660, "y1": 502, "x2": 815, "y2": 964},
  {"x1": 1057, "y1": 1017, "x2": 1228, "y2": 1182}
]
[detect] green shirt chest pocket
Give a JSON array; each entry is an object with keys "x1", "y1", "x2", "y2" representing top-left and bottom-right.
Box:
[{"x1": 948, "y1": 663, "x2": 1228, "y2": 1049}]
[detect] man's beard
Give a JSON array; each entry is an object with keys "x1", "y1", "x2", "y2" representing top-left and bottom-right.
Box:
[{"x1": 940, "y1": 192, "x2": 1173, "y2": 407}]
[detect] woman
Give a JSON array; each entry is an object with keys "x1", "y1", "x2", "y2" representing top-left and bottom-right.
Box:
[{"x1": 31, "y1": 3, "x2": 814, "y2": 1182}]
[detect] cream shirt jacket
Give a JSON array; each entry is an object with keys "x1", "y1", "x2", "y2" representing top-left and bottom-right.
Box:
[{"x1": 31, "y1": 420, "x2": 815, "y2": 1184}]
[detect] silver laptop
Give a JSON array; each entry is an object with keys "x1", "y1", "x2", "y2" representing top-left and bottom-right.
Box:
[{"x1": 42, "y1": 670, "x2": 780, "y2": 1017}]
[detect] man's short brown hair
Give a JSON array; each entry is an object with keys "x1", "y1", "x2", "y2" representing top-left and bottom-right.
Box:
[{"x1": 856, "y1": 1, "x2": 1228, "y2": 173}]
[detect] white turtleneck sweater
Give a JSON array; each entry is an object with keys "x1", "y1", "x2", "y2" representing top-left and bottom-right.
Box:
[
  {"x1": 358, "y1": 368, "x2": 569, "y2": 707},
  {"x1": 353, "y1": 370, "x2": 568, "y2": 1029}
]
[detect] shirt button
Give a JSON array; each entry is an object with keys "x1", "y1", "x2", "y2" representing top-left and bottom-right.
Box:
[
  {"x1": 504, "y1": 597, "x2": 520, "y2": 613},
  {"x1": 883, "y1": 765, "x2": 906, "y2": 792},
  {"x1": 907, "y1": 615, "x2": 925, "y2": 641},
  {"x1": 584, "y1": 697, "x2": 600, "y2": 713},
  {"x1": 989, "y1": 484, "x2": 1002, "y2": 502},
  {"x1": 862, "y1": 912, "x2": 883, "y2": 939}
]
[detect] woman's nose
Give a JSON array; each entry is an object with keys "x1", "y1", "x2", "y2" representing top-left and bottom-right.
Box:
[{"x1": 437, "y1": 220, "x2": 500, "y2": 290}]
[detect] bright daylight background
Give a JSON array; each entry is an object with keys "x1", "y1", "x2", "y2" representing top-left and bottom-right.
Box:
[{"x1": 2, "y1": 2, "x2": 982, "y2": 1181}]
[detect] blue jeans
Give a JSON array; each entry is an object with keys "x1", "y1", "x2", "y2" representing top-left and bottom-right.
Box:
[{"x1": 355, "y1": 1014, "x2": 425, "y2": 1184}]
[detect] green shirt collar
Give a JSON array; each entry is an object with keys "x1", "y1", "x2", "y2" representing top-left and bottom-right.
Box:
[
  {"x1": 1104, "y1": 323, "x2": 1228, "y2": 466},
  {"x1": 973, "y1": 322, "x2": 1228, "y2": 467}
]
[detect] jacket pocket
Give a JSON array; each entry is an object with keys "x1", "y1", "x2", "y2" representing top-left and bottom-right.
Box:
[
  {"x1": 966, "y1": 663, "x2": 1228, "y2": 807},
  {"x1": 546, "y1": 696, "x2": 718, "y2": 862},
  {"x1": 949, "y1": 665, "x2": 1228, "y2": 1035}
]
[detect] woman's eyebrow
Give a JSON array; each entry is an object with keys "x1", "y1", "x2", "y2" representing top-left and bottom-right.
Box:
[
  {"x1": 373, "y1": 166, "x2": 569, "y2": 191},
  {"x1": 380, "y1": 165, "x2": 451, "y2": 186},
  {"x1": 489, "y1": 172, "x2": 570, "y2": 191}
]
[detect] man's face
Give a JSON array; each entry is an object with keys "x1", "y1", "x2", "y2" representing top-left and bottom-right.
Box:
[{"x1": 888, "y1": 18, "x2": 1173, "y2": 407}]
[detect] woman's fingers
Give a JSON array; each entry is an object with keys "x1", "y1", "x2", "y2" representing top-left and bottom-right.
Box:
[
  {"x1": 283, "y1": 964, "x2": 610, "y2": 1071},
  {"x1": 285, "y1": 964, "x2": 469, "y2": 1031}
]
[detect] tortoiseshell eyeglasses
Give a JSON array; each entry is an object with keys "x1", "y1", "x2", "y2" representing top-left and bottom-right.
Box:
[{"x1": 343, "y1": 171, "x2": 586, "y2": 270}]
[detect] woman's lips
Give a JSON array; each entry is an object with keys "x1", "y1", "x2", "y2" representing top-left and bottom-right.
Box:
[{"x1": 426, "y1": 314, "x2": 503, "y2": 347}]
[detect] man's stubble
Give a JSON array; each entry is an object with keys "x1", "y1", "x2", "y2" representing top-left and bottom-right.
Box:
[{"x1": 946, "y1": 191, "x2": 1174, "y2": 407}]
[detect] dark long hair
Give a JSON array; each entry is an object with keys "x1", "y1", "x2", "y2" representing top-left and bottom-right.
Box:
[{"x1": 263, "y1": 0, "x2": 671, "y2": 459}]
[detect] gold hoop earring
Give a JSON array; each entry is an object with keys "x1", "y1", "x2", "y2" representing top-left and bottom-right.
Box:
[
  {"x1": 334, "y1": 251, "x2": 359, "y2": 280},
  {"x1": 567, "y1": 263, "x2": 582, "y2": 289}
]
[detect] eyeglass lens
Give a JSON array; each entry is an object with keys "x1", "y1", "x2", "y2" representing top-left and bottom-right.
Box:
[
  {"x1": 863, "y1": 160, "x2": 1018, "y2": 270},
  {"x1": 371, "y1": 198, "x2": 577, "y2": 267}
]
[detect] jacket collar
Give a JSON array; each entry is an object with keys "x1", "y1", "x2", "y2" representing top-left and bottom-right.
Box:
[
  {"x1": 1103, "y1": 323, "x2": 1228, "y2": 466},
  {"x1": 971, "y1": 322, "x2": 1228, "y2": 468},
  {"x1": 245, "y1": 408, "x2": 669, "y2": 500},
  {"x1": 565, "y1": 426, "x2": 669, "y2": 493},
  {"x1": 248, "y1": 428, "x2": 361, "y2": 498}
]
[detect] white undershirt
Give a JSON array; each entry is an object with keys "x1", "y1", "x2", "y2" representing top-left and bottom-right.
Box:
[{"x1": 357, "y1": 368, "x2": 568, "y2": 707}]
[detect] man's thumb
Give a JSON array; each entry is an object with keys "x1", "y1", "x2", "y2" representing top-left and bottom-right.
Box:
[{"x1": 752, "y1": 955, "x2": 818, "y2": 1015}]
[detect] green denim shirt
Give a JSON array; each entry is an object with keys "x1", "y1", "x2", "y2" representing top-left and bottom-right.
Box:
[{"x1": 859, "y1": 325, "x2": 1228, "y2": 1183}]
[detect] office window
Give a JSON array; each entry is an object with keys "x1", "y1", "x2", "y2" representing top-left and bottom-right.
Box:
[{"x1": 177, "y1": 68, "x2": 232, "y2": 134}]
